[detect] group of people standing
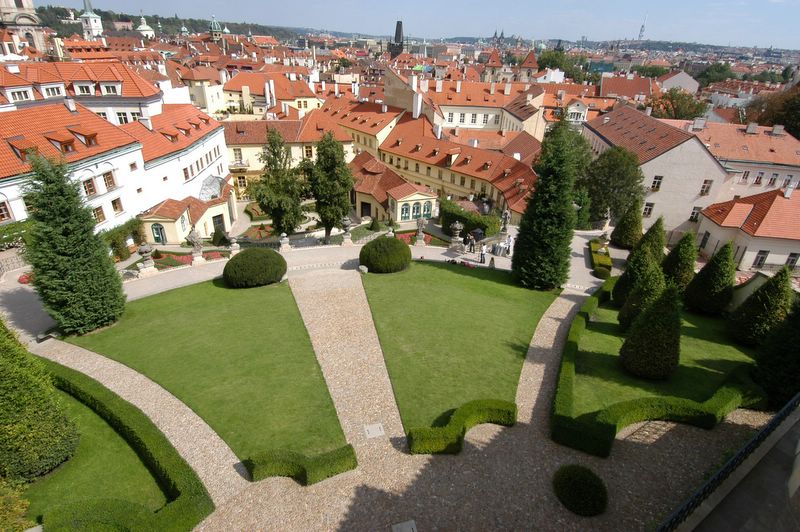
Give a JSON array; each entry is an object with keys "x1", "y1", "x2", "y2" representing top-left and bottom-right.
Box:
[{"x1": 463, "y1": 233, "x2": 513, "y2": 264}]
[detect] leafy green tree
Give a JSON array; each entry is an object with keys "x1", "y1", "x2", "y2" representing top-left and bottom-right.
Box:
[
  {"x1": 746, "y1": 85, "x2": 800, "y2": 139},
  {"x1": 24, "y1": 157, "x2": 125, "y2": 334},
  {"x1": 249, "y1": 129, "x2": 305, "y2": 236},
  {"x1": 662, "y1": 231, "x2": 697, "y2": 293},
  {"x1": 649, "y1": 88, "x2": 707, "y2": 119},
  {"x1": 612, "y1": 246, "x2": 654, "y2": 307},
  {"x1": 536, "y1": 50, "x2": 591, "y2": 83},
  {"x1": 301, "y1": 132, "x2": 354, "y2": 244},
  {"x1": 338, "y1": 58, "x2": 352, "y2": 69},
  {"x1": 696, "y1": 63, "x2": 735, "y2": 87},
  {"x1": 618, "y1": 257, "x2": 666, "y2": 331},
  {"x1": 513, "y1": 122, "x2": 586, "y2": 289},
  {"x1": 620, "y1": 287, "x2": 682, "y2": 380},
  {"x1": 683, "y1": 242, "x2": 735, "y2": 315},
  {"x1": 753, "y1": 300, "x2": 800, "y2": 408},
  {"x1": 572, "y1": 187, "x2": 592, "y2": 230},
  {"x1": 632, "y1": 65, "x2": 669, "y2": 78},
  {"x1": 728, "y1": 267, "x2": 794, "y2": 346},
  {"x1": 781, "y1": 65, "x2": 794, "y2": 83},
  {"x1": 634, "y1": 217, "x2": 666, "y2": 264},
  {"x1": 580, "y1": 146, "x2": 644, "y2": 221},
  {"x1": 610, "y1": 198, "x2": 643, "y2": 249}
]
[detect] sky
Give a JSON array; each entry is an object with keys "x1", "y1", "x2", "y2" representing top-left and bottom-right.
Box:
[{"x1": 66, "y1": 0, "x2": 800, "y2": 49}]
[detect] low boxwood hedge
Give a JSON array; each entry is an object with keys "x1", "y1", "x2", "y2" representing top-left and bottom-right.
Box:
[
  {"x1": 244, "y1": 444, "x2": 357, "y2": 485},
  {"x1": 359, "y1": 236, "x2": 411, "y2": 274},
  {"x1": 407, "y1": 399, "x2": 517, "y2": 454},
  {"x1": 223, "y1": 248, "x2": 286, "y2": 288},
  {"x1": 588, "y1": 240, "x2": 613, "y2": 279},
  {"x1": 550, "y1": 277, "x2": 763, "y2": 457},
  {"x1": 37, "y1": 358, "x2": 214, "y2": 531},
  {"x1": 552, "y1": 464, "x2": 607, "y2": 517}
]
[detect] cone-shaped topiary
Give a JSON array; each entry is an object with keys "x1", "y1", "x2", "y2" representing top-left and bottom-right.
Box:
[
  {"x1": 634, "y1": 217, "x2": 666, "y2": 264},
  {"x1": 753, "y1": 300, "x2": 800, "y2": 408},
  {"x1": 0, "y1": 320, "x2": 78, "y2": 481},
  {"x1": 618, "y1": 257, "x2": 666, "y2": 331},
  {"x1": 620, "y1": 287, "x2": 682, "y2": 379},
  {"x1": 552, "y1": 464, "x2": 608, "y2": 517},
  {"x1": 683, "y1": 242, "x2": 735, "y2": 315},
  {"x1": 359, "y1": 236, "x2": 411, "y2": 273},
  {"x1": 223, "y1": 248, "x2": 287, "y2": 288},
  {"x1": 610, "y1": 198, "x2": 643, "y2": 249},
  {"x1": 368, "y1": 217, "x2": 381, "y2": 231},
  {"x1": 662, "y1": 231, "x2": 697, "y2": 293},
  {"x1": 728, "y1": 267, "x2": 794, "y2": 346},
  {"x1": 612, "y1": 246, "x2": 655, "y2": 307}
]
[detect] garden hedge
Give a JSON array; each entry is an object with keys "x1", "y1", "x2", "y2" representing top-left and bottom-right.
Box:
[
  {"x1": 438, "y1": 197, "x2": 501, "y2": 237},
  {"x1": 244, "y1": 202, "x2": 270, "y2": 221},
  {"x1": 223, "y1": 248, "x2": 286, "y2": 288},
  {"x1": 550, "y1": 277, "x2": 764, "y2": 457},
  {"x1": 244, "y1": 444, "x2": 357, "y2": 485},
  {"x1": 38, "y1": 358, "x2": 214, "y2": 531},
  {"x1": 407, "y1": 399, "x2": 517, "y2": 454},
  {"x1": 552, "y1": 464, "x2": 608, "y2": 517},
  {"x1": 359, "y1": 236, "x2": 411, "y2": 273},
  {"x1": 588, "y1": 240, "x2": 613, "y2": 280}
]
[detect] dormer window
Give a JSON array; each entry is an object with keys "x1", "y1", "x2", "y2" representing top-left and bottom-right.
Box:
[
  {"x1": 77, "y1": 84, "x2": 92, "y2": 95},
  {"x1": 162, "y1": 133, "x2": 177, "y2": 142},
  {"x1": 10, "y1": 89, "x2": 30, "y2": 102},
  {"x1": 102, "y1": 84, "x2": 118, "y2": 95},
  {"x1": 60, "y1": 140, "x2": 75, "y2": 153},
  {"x1": 44, "y1": 86, "x2": 63, "y2": 98}
]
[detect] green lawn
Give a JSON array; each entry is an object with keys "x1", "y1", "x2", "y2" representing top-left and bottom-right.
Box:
[
  {"x1": 24, "y1": 391, "x2": 166, "y2": 521},
  {"x1": 362, "y1": 262, "x2": 557, "y2": 429},
  {"x1": 573, "y1": 302, "x2": 757, "y2": 417},
  {"x1": 69, "y1": 281, "x2": 346, "y2": 460}
]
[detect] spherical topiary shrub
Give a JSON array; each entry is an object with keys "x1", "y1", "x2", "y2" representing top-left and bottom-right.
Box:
[
  {"x1": 359, "y1": 236, "x2": 411, "y2": 273},
  {"x1": 552, "y1": 464, "x2": 608, "y2": 517},
  {"x1": 223, "y1": 248, "x2": 286, "y2": 288}
]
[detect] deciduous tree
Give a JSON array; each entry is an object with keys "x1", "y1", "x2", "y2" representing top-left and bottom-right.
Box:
[
  {"x1": 250, "y1": 129, "x2": 305, "y2": 236},
  {"x1": 302, "y1": 132, "x2": 354, "y2": 244},
  {"x1": 579, "y1": 146, "x2": 644, "y2": 221},
  {"x1": 649, "y1": 88, "x2": 707, "y2": 119}
]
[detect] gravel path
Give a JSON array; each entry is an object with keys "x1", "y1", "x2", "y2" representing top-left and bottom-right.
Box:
[{"x1": 27, "y1": 339, "x2": 250, "y2": 507}]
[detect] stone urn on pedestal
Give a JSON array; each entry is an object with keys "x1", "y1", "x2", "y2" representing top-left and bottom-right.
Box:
[
  {"x1": 137, "y1": 242, "x2": 158, "y2": 277},
  {"x1": 229, "y1": 234, "x2": 240, "y2": 256},
  {"x1": 341, "y1": 216, "x2": 353, "y2": 246},
  {"x1": 449, "y1": 220, "x2": 465, "y2": 253},
  {"x1": 279, "y1": 233, "x2": 292, "y2": 253}
]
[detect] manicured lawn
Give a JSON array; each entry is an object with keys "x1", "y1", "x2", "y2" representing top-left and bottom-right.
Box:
[
  {"x1": 573, "y1": 302, "x2": 757, "y2": 418},
  {"x1": 362, "y1": 262, "x2": 557, "y2": 430},
  {"x1": 69, "y1": 281, "x2": 346, "y2": 460},
  {"x1": 24, "y1": 391, "x2": 166, "y2": 521}
]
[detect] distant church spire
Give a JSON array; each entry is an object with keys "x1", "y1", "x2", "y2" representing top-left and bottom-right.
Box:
[{"x1": 83, "y1": 0, "x2": 95, "y2": 14}]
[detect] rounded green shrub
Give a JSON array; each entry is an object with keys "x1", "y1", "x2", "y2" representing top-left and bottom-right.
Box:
[
  {"x1": 593, "y1": 266, "x2": 611, "y2": 279},
  {"x1": 368, "y1": 217, "x2": 381, "y2": 231},
  {"x1": 211, "y1": 229, "x2": 229, "y2": 247},
  {"x1": 359, "y1": 236, "x2": 411, "y2": 273},
  {"x1": 662, "y1": 231, "x2": 697, "y2": 293},
  {"x1": 684, "y1": 242, "x2": 735, "y2": 315},
  {"x1": 0, "y1": 321, "x2": 78, "y2": 481},
  {"x1": 620, "y1": 287, "x2": 682, "y2": 380},
  {"x1": 552, "y1": 464, "x2": 608, "y2": 516},
  {"x1": 729, "y1": 267, "x2": 794, "y2": 346},
  {"x1": 223, "y1": 248, "x2": 286, "y2": 288},
  {"x1": 610, "y1": 198, "x2": 642, "y2": 249}
]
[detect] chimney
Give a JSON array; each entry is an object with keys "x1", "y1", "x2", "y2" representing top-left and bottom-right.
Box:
[
  {"x1": 321, "y1": 80, "x2": 326, "y2": 93},
  {"x1": 557, "y1": 89, "x2": 565, "y2": 101},
  {"x1": 500, "y1": 128, "x2": 507, "y2": 137},
  {"x1": 435, "y1": 79, "x2": 443, "y2": 93},
  {"x1": 456, "y1": 80, "x2": 462, "y2": 93},
  {"x1": 746, "y1": 122, "x2": 758, "y2": 134},
  {"x1": 490, "y1": 81, "x2": 496, "y2": 95},
  {"x1": 281, "y1": 101, "x2": 289, "y2": 115},
  {"x1": 420, "y1": 79, "x2": 429, "y2": 93},
  {"x1": 334, "y1": 82, "x2": 339, "y2": 96},
  {"x1": 381, "y1": 104, "x2": 388, "y2": 113},
  {"x1": 454, "y1": 126, "x2": 460, "y2": 137},
  {"x1": 503, "y1": 83, "x2": 511, "y2": 95},
  {"x1": 64, "y1": 97, "x2": 77, "y2": 112},
  {"x1": 433, "y1": 123, "x2": 442, "y2": 139},
  {"x1": 471, "y1": 139, "x2": 479, "y2": 148},
  {"x1": 645, "y1": 106, "x2": 653, "y2": 117},
  {"x1": 772, "y1": 124, "x2": 785, "y2": 136},
  {"x1": 412, "y1": 92, "x2": 422, "y2": 119},
  {"x1": 692, "y1": 117, "x2": 706, "y2": 131},
  {"x1": 603, "y1": 116, "x2": 611, "y2": 124},
  {"x1": 298, "y1": 109, "x2": 306, "y2": 119},
  {"x1": 268, "y1": 79, "x2": 276, "y2": 108},
  {"x1": 409, "y1": 74, "x2": 418, "y2": 92},
  {"x1": 512, "y1": 152, "x2": 521, "y2": 161}
]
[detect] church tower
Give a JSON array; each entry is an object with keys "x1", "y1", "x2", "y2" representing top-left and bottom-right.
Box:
[
  {"x1": 0, "y1": 0, "x2": 46, "y2": 51},
  {"x1": 209, "y1": 15, "x2": 222, "y2": 42},
  {"x1": 79, "y1": 0, "x2": 103, "y2": 40}
]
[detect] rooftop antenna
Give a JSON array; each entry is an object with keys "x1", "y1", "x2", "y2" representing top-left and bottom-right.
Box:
[{"x1": 638, "y1": 14, "x2": 647, "y2": 41}]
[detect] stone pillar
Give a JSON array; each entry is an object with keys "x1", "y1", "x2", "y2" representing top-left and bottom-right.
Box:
[
  {"x1": 191, "y1": 249, "x2": 207, "y2": 266},
  {"x1": 137, "y1": 242, "x2": 158, "y2": 277},
  {"x1": 279, "y1": 233, "x2": 292, "y2": 253}
]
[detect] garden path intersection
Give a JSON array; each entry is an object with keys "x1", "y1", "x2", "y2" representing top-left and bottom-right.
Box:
[{"x1": 0, "y1": 234, "x2": 770, "y2": 530}]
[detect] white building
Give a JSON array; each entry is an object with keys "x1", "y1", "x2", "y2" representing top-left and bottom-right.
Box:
[{"x1": 79, "y1": 0, "x2": 103, "y2": 40}]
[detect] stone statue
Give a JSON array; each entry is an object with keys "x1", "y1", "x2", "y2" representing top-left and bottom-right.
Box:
[
  {"x1": 187, "y1": 226, "x2": 202, "y2": 253},
  {"x1": 416, "y1": 217, "x2": 425, "y2": 237},
  {"x1": 501, "y1": 209, "x2": 511, "y2": 233},
  {"x1": 450, "y1": 220, "x2": 463, "y2": 240}
]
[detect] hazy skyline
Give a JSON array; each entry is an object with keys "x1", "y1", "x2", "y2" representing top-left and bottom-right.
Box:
[{"x1": 63, "y1": 0, "x2": 800, "y2": 49}]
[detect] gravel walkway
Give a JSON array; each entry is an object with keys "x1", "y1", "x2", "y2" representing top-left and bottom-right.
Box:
[{"x1": 27, "y1": 339, "x2": 250, "y2": 507}]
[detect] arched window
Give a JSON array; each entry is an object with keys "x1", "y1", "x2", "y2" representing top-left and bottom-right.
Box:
[
  {"x1": 24, "y1": 33, "x2": 34, "y2": 48},
  {"x1": 152, "y1": 223, "x2": 166, "y2": 244},
  {"x1": 400, "y1": 203, "x2": 410, "y2": 221},
  {"x1": 412, "y1": 202, "x2": 421, "y2": 219},
  {"x1": 423, "y1": 201, "x2": 432, "y2": 218}
]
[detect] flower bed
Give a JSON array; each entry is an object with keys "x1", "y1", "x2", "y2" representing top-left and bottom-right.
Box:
[{"x1": 242, "y1": 225, "x2": 274, "y2": 241}]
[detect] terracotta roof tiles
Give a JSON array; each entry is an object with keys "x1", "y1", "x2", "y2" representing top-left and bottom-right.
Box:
[{"x1": 702, "y1": 188, "x2": 800, "y2": 240}]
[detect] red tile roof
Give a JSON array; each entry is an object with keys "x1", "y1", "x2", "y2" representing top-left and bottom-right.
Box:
[
  {"x1": 350, "y1": 151, "x2": 411, "y2": 207},
  {"x1": 14, "y1": 61, "x2": 161, "y2": 99},
  {"x1": 519, "y1": 51, "x2": 538, "y2": 69},
  {"x1": 600, "y1": 74, "x2": 660, "y2": 100},
  {"x1": 702, "y1": 188, "x2": 800, "y2": 240},
  {"x1": 319, "y1": 97, "x2": 404, "y2": 136},
  {"x1": 223, "y1": 71, "x2": 316, "y2": 100}
]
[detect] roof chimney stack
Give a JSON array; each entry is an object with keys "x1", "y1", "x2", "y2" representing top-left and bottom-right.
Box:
[
  {"x1": 512, "y1": 152, "x2": 521, "y2": 161},
  {"x1": 139, "y1": 116, "x2": 153, "y2": 130},
  {"x1": 490, "y1": 81, "x2": 496, "y2": 95},
  {"x1": 381, "y1": 103, "x2": 387, "y2": 113},
  {"x1": 603, "y1": 116, "x2": 611, "y2": 124},
  {"x1": 645, "y1": 106, "x2": 653, "y2": 116},
  {"x1": 503, "y1": 82, "x2": 511, "y2": 95},
  {"x1": 456, "y1": 80, "x2": 462, "y2": 93},
  {"x1": 435, "y1": 79, "x2": 443, "y2": 93},
  {"x1": 785, "y1": 184, "x2": 795, "y2": 199},
  {"x1": 64, "y1": 97, "x2": 77, "y2": 112},
  {"x1": 433, "y1": 123, "x2": 442, "y2": 139}
]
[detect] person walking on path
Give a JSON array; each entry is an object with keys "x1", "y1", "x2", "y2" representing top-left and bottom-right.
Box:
[
  {"x1": 480, "y1": 243, "x2": 487, "y2": 264},
  {"x1": 505, "y1": 235, "x2": 513, "y2": 257},
  {"x1": 468, "y1": 234, "x2": 476, "y2": 253}
]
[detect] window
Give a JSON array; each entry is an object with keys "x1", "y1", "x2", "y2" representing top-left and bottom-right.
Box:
[
  {"x1": 214, "y1": 146, "x2": 220, "y2": 157},
  {"x1": 180, "y1": 215, "x2": 187, "y2": 232},
  {"x1": 741, "y1": 170, "x2": 749, "y2": 183},
  {"x1": 700, "y1": 231, "x2": 710, "y2": 249},
  {"x1": 183, "y1": 167, "x2": 190, "y2": 180},
  {"x1": 700, "y1": 179, "x2": 713, "y2": 196},
  {"x1": 10, "y1": 90, "x2": 30, "y2": 102},
  {"x1": 494, "y1": 114, "x2": 500, "y2": 125},
  {"x1": 96, "y1": 111, "x2": 107, "y2": 119},
  {"x1": 470, "y1": 179, "x2": 475, "y2": 190},
  {"x1": 116, "y1": 112, "x2": 129, "y2": 124},
  {"x1": 0, "y1": 201, "x2": 11, "y2": 222},
  {"x1": 643, "y1": 202, "x2": 654, "y2": 218},
  {"x1": 400, "y1": 203, "x2": 410, "y2": 221},
  {"x1": 784, "y1": 177, "x2": 793, "y2": 188},
  {"x1": 482, "y1": 114, "x2": 489, "y2": 124},
  {"x1": 787, "y1": 253, "x2": 799, "y2": 269},
  {"x1": 103, "y1": 172, "x2": 115, "y2": 190},
  {"x1": 470, "y1": 113, "x2": 477, "y2": 124},
  {"x1": 78, "y1": 85, "x2": 91, "y2": 95},
  {"x1": 412, "y1": 202, "x2": 421, "y2": 219},
  {"x1": 130, "y1": 112, "x2": 141, "y2": 122},
  {"x1": 459, "y1": 113, "x2": 465, "y2": 124},
  {"x1": 754, "y1": 171, "x2": 764, "y2": 185},
  {"x1": 651, "y1": 175, "x2": 663, "y2": 191},
  {"x1": 129, "y1": 162, "x2": 137, "y2": 171},
  {"x1": 415, "y1": 163, "x2": 419, "y2": 173},
  {"x1": 460, "y1": 176, "x2": 465, "y2": 186},
  {"x1": 92, "y1": 206, "x2": 105, "y2": 223},
  {"x1": 447, "y1": 113, "x2": 454, "y2": 123},
  {"x1": 82, "y1": 179, "x2": 96, "y2": 197},
  {"x1": 438, "y1": 169, "x2": 442, "y2": 179},
  {"x1": 111, "y1": 198, "x2": 123, "y2": 214},
  {"x1": 304, "y1": 145, "x2": 313, "y2": 158},
  {"x1": 423, "y1": 201, "x2": 432, "y2": 218},
  {"x1": 752, "y1": 250, "x2": 769, "y2": 269},
  {"x1": 768, "y1": 173, "x2": 778, "y2": 186},
  {"x1": 103, "y1": 85, "x2": 118, "y2": 95},
  {"x1": 44, "y1": 86, "x2": 62, "y2": 97},
  {"x1": 689, "y1": 206, "x2": 702, "y2": 222},
  {"x1": 237, "y1": 175, "x2": 247, "y2": 189},
  {"x1": 426, "y1": 166, "x2": 431, "y2": 176},
  {"x1": 233, "y1": 148, "x2": 242, "y2": 161}
]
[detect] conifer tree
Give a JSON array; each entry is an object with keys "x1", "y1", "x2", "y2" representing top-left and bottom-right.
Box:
[
  {"x1": 250, "y1": 129, "x2": 304, "y2": 235},
  {"x1": 753, "y1": 300, "x2": 800, "y2": 408},
  {"x1": 728, "y1": 267, "x2": 794, "y2": 346},
  {"x1": 618, "y1": 257, "x2": 666, "y2": 331},
  {"x1": 634, "y1": 216, "x2": 666, "y2": 264},
  {"x1": 620, "y1": 287, "x2": 682, "y2": 380},
  {"x1": 610, "y1": 197, "x2": 643, "y2": 249},
  {"x1": 612, "y1": 246, "x2": 654, "y2": 307},
  {"x1": 24, "y1": 157, "x2": 125, "y2": 334},
  {"x1": 683, "y1": 242, "x2": 735, "y2": 315},
  {"x1": 662, "y1": 231, "x2": 697, "y2": 293}
]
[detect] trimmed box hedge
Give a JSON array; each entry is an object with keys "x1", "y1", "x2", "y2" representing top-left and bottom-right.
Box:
[
  {"x1": 588, "y1": 240, "x2": 613, "y2": 280},
  {"x1": 244, "y1": 444, "x2": 357, "y2": 485},
  {"x1": 550, "y1": 277, "x2": 765, "y2": 457},
  {"x1": 438, "y1": 197, "x2": 501, "y2": 237},
  {"x1": 407, "y1": 399, "x2": 517, "y2": 454},
  {"x1": 37, "y1": 358, "x2": 214, "y2": 531}
]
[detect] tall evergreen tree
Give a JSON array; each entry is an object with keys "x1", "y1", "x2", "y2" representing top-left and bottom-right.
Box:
[
  {"x1": 612, "y1": 246, "x2": 654, "y2": 307},
  {"x1": 620, "y1": 287, "x2": 682, "y2": 380},
  {"x1": 24, "y1": 157, "x2": 125, "y2": 334},
  {"x1": 512, "y1": 122, "x2": 589, "y2": 289},
  {"x1": 572, "y1": 187, "x2": 592, "y2": 230},
  {"x1": 610, "y1": 198, "x2": 643, "y2": 249},
  {"x1": 683, "y1": 242, "x2": 735, "y2": 315},
  {"x1": 250, "y1": 129, "x2": 305, "y2": 235},
  {"x1": 301, "y1": 132, "x2": 354, "y2": 244},
  {"x1": 579, "y1": 146, "x2": 644, "y2": 221},
  {"x1": 753, "y1": 300, "x2": 800, "y2": 408},
  {"x1": 662, "y1": 231, "x2": 697, "y2": 293},
  {"x1": 728, "y1": 267, "x2": 794, "y2": 346},
  {"x1": 618, "y1": 257, "x2": 666, "y2": 331},
  {"x1": 634, "y1": 217, "x2": 666, "y2": 264}
]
